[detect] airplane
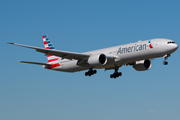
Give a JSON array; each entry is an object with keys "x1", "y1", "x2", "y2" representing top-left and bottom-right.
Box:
[{"x1": 7, "y1": 35, "x2": 178, "y2": 78}]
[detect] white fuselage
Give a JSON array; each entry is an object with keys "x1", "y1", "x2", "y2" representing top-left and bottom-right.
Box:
[{"x1": 47, "y1": 38, "x2": 178, "y2": 72}]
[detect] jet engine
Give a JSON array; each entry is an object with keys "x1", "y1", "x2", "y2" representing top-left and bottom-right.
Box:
[
  {"x1": 87, "y1": 53, "x2": 107, "y2": 66},
  {"x1": 133, "y1": 60, "x2": 152, "y2": 71}
]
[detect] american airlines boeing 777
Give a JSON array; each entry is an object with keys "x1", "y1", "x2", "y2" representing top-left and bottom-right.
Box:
[{"x1": 7, "y1": 35, "x2": 178, "y2": 78}]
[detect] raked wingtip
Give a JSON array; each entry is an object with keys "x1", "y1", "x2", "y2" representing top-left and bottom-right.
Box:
[{"x1": 6, "y1": 42, "x2": 14, "y2": 44}]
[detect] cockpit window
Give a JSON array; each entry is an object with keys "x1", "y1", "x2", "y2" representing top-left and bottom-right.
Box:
[{"x1": 167, "y1": 41, "x2": 175, "y2": 44}]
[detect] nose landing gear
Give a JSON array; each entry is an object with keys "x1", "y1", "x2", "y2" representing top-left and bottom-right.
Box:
[
  {"x1": 163, "y1": 61, "x2": 168, "y2": 65},
  {"x1": 163, "y1": 54, "x2": 170, "y2": 65}
]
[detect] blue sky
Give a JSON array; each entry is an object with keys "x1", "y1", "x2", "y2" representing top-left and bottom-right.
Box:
[{"x1": 1, "y1": 0, "x2": 180, "y2": 120}]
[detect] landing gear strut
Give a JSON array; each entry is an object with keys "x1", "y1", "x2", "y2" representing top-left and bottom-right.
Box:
[
  {"x1": 110, "y1": 67, "x2": 122, "y2": 79},
  {"x1": 163, "y1": 54, "x2": 170, "y2": 65},
  {"x1": 85, "y1": 68, "x2": 97, "y2": 76}
]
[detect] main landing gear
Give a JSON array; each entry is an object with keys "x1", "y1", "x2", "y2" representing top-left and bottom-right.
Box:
[
  {"x1": 163, "y1": 54, "x2": 170, "y2": 65},
  {"x1": 85, "y1": 68, "x2": 97, "y2": 76},
  {"x1": 110, "y1": 72, "x2": 122, "y2": 79},
  {"x1": 110, "y1": 67, "x2": 122, "y2": 79}
]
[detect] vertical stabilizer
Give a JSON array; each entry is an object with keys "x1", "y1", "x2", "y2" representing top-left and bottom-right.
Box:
[{"x1": 42, "y1": 35, "x2": 61, "y2": 68}]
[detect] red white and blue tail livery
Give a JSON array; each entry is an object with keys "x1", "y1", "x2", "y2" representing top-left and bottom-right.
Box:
[
  {"x1": 42, "y1": 35, "x2": 60, "y2": 69},
  {"x1": 7, "y1": 35, "x2": 178, "y2": 78}
]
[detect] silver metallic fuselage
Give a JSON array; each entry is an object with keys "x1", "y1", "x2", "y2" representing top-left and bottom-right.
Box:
[{"x1": 50, "y1": 38, "x2": 178, "y2": 72}]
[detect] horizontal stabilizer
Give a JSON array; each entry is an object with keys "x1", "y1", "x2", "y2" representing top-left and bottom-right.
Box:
[{"x1": 19, "y1": 61, "x2": 50, "y2": 66}]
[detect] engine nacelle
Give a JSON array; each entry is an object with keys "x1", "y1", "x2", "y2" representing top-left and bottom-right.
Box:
[
  {"x1": 87, "y1": 53, "x2": 107, "y2": 66},
  {"x1": 133, "y1": 60, "x2": 152, "y2": 71}
]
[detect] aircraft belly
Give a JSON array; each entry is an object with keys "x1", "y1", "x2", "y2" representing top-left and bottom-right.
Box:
[
  {"x1": 118, "y1": 48, "x2": 165, "y2": 64},
  {"x1": 53, "y1": 59, "x2": 117, "y2": 72},
  {"x1": 56, "y1": 60, "x2": 88, "y2": 72}
]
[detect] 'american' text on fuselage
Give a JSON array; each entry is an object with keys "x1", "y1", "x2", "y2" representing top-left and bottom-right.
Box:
[{"x1": 117, "y1": 44, "x2": 147, "y2": 54}]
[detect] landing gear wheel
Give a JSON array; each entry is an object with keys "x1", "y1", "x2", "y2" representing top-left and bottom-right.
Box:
[
  {"x1": 110, "y1": 72, "x2": 122, "y2": 79},
  {"x1": 85, "y1": 69, "x2": 97, "y2": 76},
  {"x1": 93, "y1": 70, "x2": 97, "y2": 74},
  {"x1": 163, "y1": 61, "x2": 168, "y2": 65},
  {"x1": 85, "y1": 72, "x2": 88, "y2": 76},
  {"x1": 110, "y1": 74, "x2": 113, "y2": 78}
]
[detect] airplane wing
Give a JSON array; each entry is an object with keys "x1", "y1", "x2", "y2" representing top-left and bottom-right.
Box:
[{"x1": 7, "y1": 42, "x2": 90, "y2": 60}]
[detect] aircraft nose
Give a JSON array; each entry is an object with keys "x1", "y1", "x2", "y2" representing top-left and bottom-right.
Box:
[
  {"x1": 174, "y1": 43, "x2": 178, "y2": 50},
  {"x1": 167, "y1": 42, "x2": 178, "y2": 53},
  {"x1": 171, "y1": 43, "x2": 178, "y2": 52}
]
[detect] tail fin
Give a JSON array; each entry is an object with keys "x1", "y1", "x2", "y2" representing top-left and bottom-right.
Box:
[
  {"x1": 42, "y1": 35, "x2": 61, "y2": 65},
  {"x1": 42, "y1": 35, "x2": 55, "y2": 50}
]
